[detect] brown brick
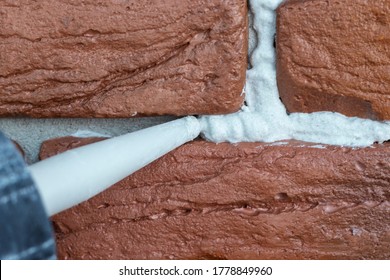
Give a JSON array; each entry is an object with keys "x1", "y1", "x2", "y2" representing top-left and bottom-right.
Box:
[
  {"x1": 277, "y1": 0, "x2": 390, "y2": 120},
  {"x1": 40, "y1": 137, "x2": 390, "y2": 259},
  {"x1": 0, "y1": 0, "x2": 247, "y2": 117}
]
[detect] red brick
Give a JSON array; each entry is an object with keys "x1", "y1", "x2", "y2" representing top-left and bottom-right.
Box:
[
  {"x1": 0, "y1": 0, "x2": 247, "y2": 117},
  {"x1": 40, "y1": 137, "x2": 390, "y2": 259},
  {"x1": 277, "y1": 0, "x2": 390, "y2": 120}
]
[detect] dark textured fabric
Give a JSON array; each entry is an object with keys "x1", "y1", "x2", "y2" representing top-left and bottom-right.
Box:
[{"x1": 0, "y1": 132, "x2": 55, "y2": 259}]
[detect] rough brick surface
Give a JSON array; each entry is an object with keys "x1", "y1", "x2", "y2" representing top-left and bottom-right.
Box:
[
  {"x1": 40, "y1": 137, "x2": 390, "y2": 259},
  {"x1": 0, "y1": 0, "x2": 247, "y2": 117},
  {"x1": 277, "y1": 0, "x2": 390, "y2": 120}
]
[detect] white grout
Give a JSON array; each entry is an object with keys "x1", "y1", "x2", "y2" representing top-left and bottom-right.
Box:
[{"x1": 200, "y1": 0, "x2": 390, "y2": 147}]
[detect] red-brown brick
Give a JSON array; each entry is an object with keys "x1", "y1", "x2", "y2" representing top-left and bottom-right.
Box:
[
  {"x1": 277, "y1": 0, "x2": 390, "y2": 120},
  {"x1": 40, "y1": 137, "x2": 390, "y2": 259},
  {"x1": 0, "y1": 0, "x2": 247, "y2": 117}
]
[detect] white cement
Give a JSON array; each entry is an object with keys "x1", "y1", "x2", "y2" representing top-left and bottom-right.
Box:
[{"x1": 200, "y1": 0, "x2": 390, "y2": 147}]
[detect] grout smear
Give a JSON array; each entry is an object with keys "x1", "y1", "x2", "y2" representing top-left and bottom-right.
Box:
[
  {"x1": 71, "y1": 130, "x2": 112, "y2": 138},
  {"x1": 199, "y1": 0, "x2": 390, "y2": 147}
]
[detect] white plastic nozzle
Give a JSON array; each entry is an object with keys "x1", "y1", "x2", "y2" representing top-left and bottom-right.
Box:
[{"x1": 28, "y1": 117, "x2": 201, "y2": 216}]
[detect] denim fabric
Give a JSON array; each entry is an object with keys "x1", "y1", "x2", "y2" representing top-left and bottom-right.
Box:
[{"x1": 0, "y1": 132, "x2": 56, "y2": 259}]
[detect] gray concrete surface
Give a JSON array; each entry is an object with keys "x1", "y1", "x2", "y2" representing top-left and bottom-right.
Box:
[{"x1": 0, "y1": 117, "x2": 176, "y2": 164}]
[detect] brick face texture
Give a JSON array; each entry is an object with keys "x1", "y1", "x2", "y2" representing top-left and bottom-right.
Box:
[
  {"x1": 40, "y1": 137, "x2": 390, "y2": 259},
  {"x1": 5, "y1": 0, "x2": 390, "y2": 260},
  {"x1": 277, "y1": 0, "x2": 390, "y2": 120},
  {"x1": 0, "y1": 0, "x2": 247, "y2": 117}
]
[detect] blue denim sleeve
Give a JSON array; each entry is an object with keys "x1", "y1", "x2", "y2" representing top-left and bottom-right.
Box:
[{"x1": 0, "y1": 132, "x2": 56, "y2": 259}]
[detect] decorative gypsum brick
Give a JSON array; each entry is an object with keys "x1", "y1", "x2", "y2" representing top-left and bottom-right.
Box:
[
  {"x1": 0, "y1": 0, "x2": 247, "y2": 117},
  {"x1": 276, "y1": 0, "x2": 390, "y2": 120},
  {"x1": 39, "y1": 137, "x2": 390, "y2": 259}
]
